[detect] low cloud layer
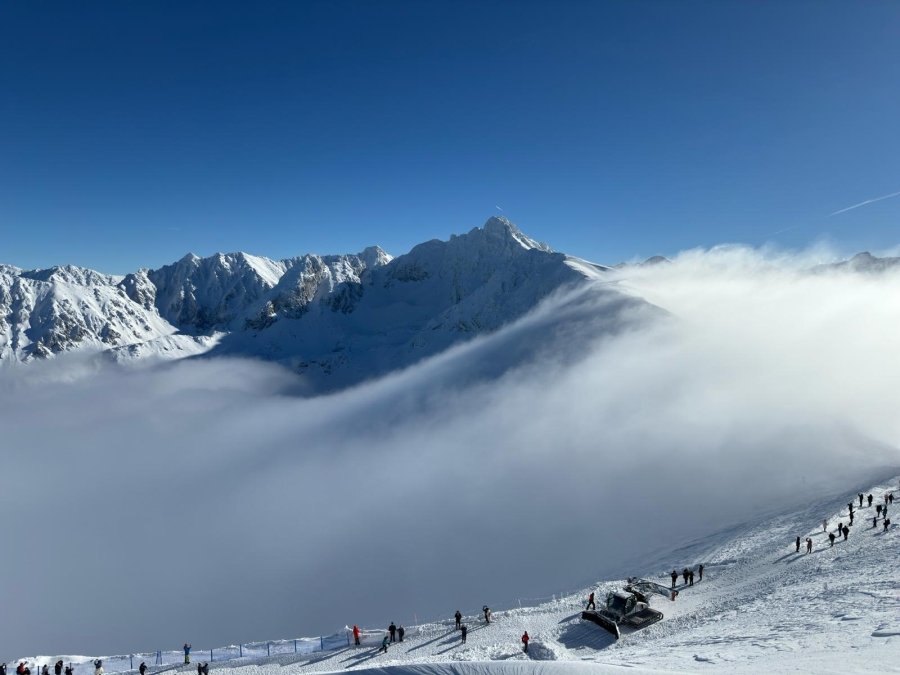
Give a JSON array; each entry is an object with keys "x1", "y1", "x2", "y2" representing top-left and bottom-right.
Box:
[{"x1": 2, "y1": 246, "x2": 899, "y2": 659}]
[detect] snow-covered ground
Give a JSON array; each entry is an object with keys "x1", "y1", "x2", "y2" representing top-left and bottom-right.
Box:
[{"x1": 18, "y1": 474, "x2": 900, "y2": 675}]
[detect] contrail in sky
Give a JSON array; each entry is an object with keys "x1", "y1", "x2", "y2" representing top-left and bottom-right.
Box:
[
  {"x1": 768, "y1": 187, "x2": 900, "y2": 236},
  {"x1": 495, "y1": 206, "x2": 504, "y2": 212},
  {"x1": 829, "y1": 189, "x2": 900, "y2": 217}
]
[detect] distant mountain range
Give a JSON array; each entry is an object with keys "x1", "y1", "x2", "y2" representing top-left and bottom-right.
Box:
[{"x1": 1, "y1": 217, "x2": 895, "y2": 390}]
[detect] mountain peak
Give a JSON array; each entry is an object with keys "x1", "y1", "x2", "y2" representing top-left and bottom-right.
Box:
[{"x1": 480, "y1": 216, "x2": 552, "y2": 253}]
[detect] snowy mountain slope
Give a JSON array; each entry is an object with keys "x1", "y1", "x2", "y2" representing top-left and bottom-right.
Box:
[
  {"x1": 17, "y1": 473, "x2": 900, "y2": 674},
  {"x1": 0, "y1": 217, "x2": 633, "y2": 391},
  {"x1": 811, "y1": 251, "x2": 900, "y2": 274}
]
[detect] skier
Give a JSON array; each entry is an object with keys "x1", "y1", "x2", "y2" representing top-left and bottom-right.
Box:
[
  {"x1": 483, "y1": 606, "x2": 491, "y2": 623},
  {"x1": 379, "y1": 635, "x2": 389, "y2": 654},
  {"x1": 389, "y1": 622, "x2": 397, "y2": 642},
  {"x1": 94, "y1": 660, "x2": 103, "y2": 675},
  {"x1": 877, "y1": 504, "x2": 883, "y2": 516},
  {"x1": 828, "y1": 532, "x2": 835, "y2": 547},
  {"x1": 842, "y1": 525, "x2": 849, "y2": 541},
  {"x1": 859, "y1": 493, "x2": 864, "y2": 508},
  {"x1": 353, "y1": 625, "x2": 360, "y2": 646},
  {"x1": 671, "y1": 570, "x2": 678, "y2": 587},
  {"x1": 682, "y1": 568, "x2": 689, "y2": 585},
  {"x1": 184, "y1": 644, "x2": 191, "y2": 665},
  {"x1": 795, "y1": 536, "x2": 801, "y2": 553},
  {"x1": 868, "y1": 494, "x2": 874, "y2": 507},
  {"x1": 461, "y1": 625, "x2": 468, "y2": 644},
  {"x1": 884, "y1": 518, "x2": 892, "y2": 532},
  {"x1": 688, "y1": 570, "x2": 694, "y2": 586},
  {"x1": 398, "y1": 626, "x2": 405, "y2": 642},
  {"x1": 521, "y1": 631, "x2": 530, "y2": 653},
  {"x1": 139, "y1": 664, "x2": 147, "y2": 675},
  {"x1": 806, "y1": 538, "x2": 813, "y2": 553},
  {"x1": 586, "y1": 592, "x2": 595, "y2": 610},
  {"x1": 698, "y1": 564, "x2": 704, "y2": 581},
  {"x1": 822, "y1": 519, "x2": 827, "y2": 532},
  {"x1": 455, "y1": 611, "x2": 462, "y2": 630}
]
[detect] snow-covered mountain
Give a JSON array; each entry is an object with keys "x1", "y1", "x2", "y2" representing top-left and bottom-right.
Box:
[{"x1": 0, "y1": 217, "x2": 616, "y2": 388}]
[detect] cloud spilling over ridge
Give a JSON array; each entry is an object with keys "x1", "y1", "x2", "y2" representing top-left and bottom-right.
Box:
[{"x1": 2, "y1": 246, "x2": 900, "y2": 659}]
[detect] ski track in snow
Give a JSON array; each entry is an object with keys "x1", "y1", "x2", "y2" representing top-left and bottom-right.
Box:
[{"x1": 23, "y1": 476, "x2": 900, "y2": 675}]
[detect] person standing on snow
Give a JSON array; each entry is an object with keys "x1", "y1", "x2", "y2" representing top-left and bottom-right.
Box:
[
  {"x1": 353, "y1": 625, "x2": 361, "y2": 646},
  {"x1": 483, "y1": 606, "x2": 491, "y2": 623},
  {"x1": 859, "y1": 494, "x2": 864, "y2": 508},
  {"x1": 389, "y1": 622, "x2": 397, "y2": 642},
  {"x1": 521, "y1": 631, "x2": 530, "y2": 653},
  {"x1": 842, "y1": 525, "x2": 849, "y2": 541},
  {"x1": 455, "y1": 611, "x2": 462, "y2": 630},
  {"x1": 197, "y1": 664, "x2": 203, "y2": 675},
  {"x1": 54, "y1": 662, "x2": 62, "y2": 675},
  {"x1": 698, "y1": 564, "x2": 704, "y2": 581},
  {"x1": 379, "y1": 635, "x2": 389, "y2": 654},
  {"x1": 65, "y1": 668, "x2": 73, "y2": 675},
  {"x1": 671, "y1": 570, "x2": 678, "y2": 587},
  {"x1": 884, "y1": 518, "x2": 891, "y2": 532},
  {"x1": 806, "y1": 538, "x2": 813, "y2": 553},
  {"x1": 828, "y1": 532, "x2": 836, "y2": 546},
  {"x1": 682, "y1": 568, "x2": 690, "y2": 585},
  {"x1": 874, "y1": 515, "x2": 878, "y2": 528},
  {"x1": 586, "y1": 592, "x2": 595, "y2": 610},
  {"x1": 16, "y1": 664, "x2": 24, "y2": 675},
  {"x1": 461, "y1": 625, "x2": 468, "y2": 644},
  {"x1": 201, "y1": 665, "x2": 209, "y2": 675},
  {"x1": 822, "y1": 519, "x2": 828, "y2": 532},
  {"x1": 868, "y1": 494, "x2": 874, "y2": 507},
  {"x1": 183, "y1": 645, "x2": 191, "y2": 665},
  {"x1": 688, "y1": 570, "x2": 694, "y2": 586},
  {"x1": 93, "y1": 660, "x2": 103, "y2": 675},
  {"x1": 877, "y1": 504, "x2": 883, "y2": 517},
  {"x1": 890, "y1": 494, "x2": 894, "y2": 505},
  {"x1": 849, "y1": 510, "x2": 854, "y2": 526},
  {"x1": 795, "y1": 537, "x2": 801, "y2": 553},
  {"x1": 41, "y1": 665, "x2": 49, "y2": 675},
  {"x1": 139, "y1": 664, "x2": 147, "y2": 675},
  {"x1": 398, "y1": 625, "x2": 405, "y2": 642},
  {"x1": 1, "y1": 663, "x2": 6, "y2": 675}
]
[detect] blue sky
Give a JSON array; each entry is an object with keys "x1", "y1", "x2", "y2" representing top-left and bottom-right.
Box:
[{"x1": 2, "y1": 1, "x2": 899, "y2": 273}]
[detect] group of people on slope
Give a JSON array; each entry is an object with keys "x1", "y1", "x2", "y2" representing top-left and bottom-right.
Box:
[
  {"x1": 799, "y1": 490, "x2": 894, "y2": 554},
  {"x1": 670, "y1": 565, "x2": 704, "y2": 588},
  {"x1": 7, "y1": 662, "x2": 73, "y2": 675}
]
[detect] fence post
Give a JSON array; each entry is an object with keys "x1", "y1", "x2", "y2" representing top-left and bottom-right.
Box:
[
  {"x1": 346, "y1": 635, "x2": 350, "y2": 647},
  {"x1": 130, "y1": 656, "x2": 133, "y2": 670},
  {"x1": 294, "y1": 640, "x2": 297, "y2": 653},
  {"x1": 320, "y1": 637, "x2": 324, "y2": 651},
  {"x1": 239, "y1": 645, "x2": 242, "y2": 658},
  {"x1": 267, "y1": 643, "x2": 270, "y2": 657},
  {"x1": 210, "y1": 651, "x2": 213, "y2": 663}
]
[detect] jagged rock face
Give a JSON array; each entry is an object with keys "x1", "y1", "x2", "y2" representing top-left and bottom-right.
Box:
[{"x1": 0, "y1": 218, "x2": 604, "y2": 390}]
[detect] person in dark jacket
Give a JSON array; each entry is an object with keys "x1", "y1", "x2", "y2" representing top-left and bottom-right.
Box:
[
  {"x1": 483, "y1": 606, "x2": 491, "y2": 623},
  {"x1": 795, "y1": 536, "x2": 801, "y2": 553},
  {"x1": 54, "y1": 662, "x2": 62, "y2": 675},
  {"x1": 41, "y1": 665, "x2": 49, "y2": 675},
  {"x1": 877, "y1": 504, "x2": 883, "y2": 516},
  {"x1": 586, "y1": 592, "x2": 595, "y2": 610},
  {"x1": 859, "y1": 493, "x2": 864, "y2": 508},
  {"x1": 139, "y1": 664, "x2": 147, "y2": 675},
  {"x1": 521, "y1": 631, "x2": 529, "y2": 653},
  {"x1": 687, "y1": 570, "x2": 693, "y2": 586},
  {"x1": 197, "y1": 664, "x2": 203, "y2": 675},
  {"x1": 461, "y1": 625, "x2": 468, "y2": 643},
  {"x1": 884, "y1": 518, "x2": 891, "y2": 532},
  {"x1": 682, "y1": 568, "x2": 689, "y2": 585},
  {"x1": 868, "y1": 494, "x2": 874, "y2": 507},
  {"x1": 828, "y1": 532, "x2": 836, "y2": 546},
  {"x1": 874, "y1": 515, "x2": 879, "y2": 528},
  {"x1": 806, "y1": 538, "x2": 813, "y2": 553},
  {"x1": 698, "y1": 564, "x2": 704, "y2": 581},
  {"x1": 379, "y1": 635, "x2": 389, "y2": 654},
  {"x1": 671, "y1": 570, "x2": 678, "y2": 587},
  {"x1": 389, "y1": 622, "x2": 397, "y2": 642},
  {"x1": 1, "y1": 664, "x2": 6, "y2": 675},
  {"x1": 849, "y1": 511, "x2": 854, "y2": 525},
  {"x1": 201, "y1": 665, "x2": 209, "y2": 675},
  {"x1": 17, "y1": 664, "x2": 24, "y2": 675},
  {"x1": 65, "y1": 668, "x2": 73, "y2": 675},
  {"x1": 842, "y1": 525, "x2": 849, "y2": 540},
  {"x1": 455, "y1": 611, "x2": 462, "y2": 630},
  {"x1": 398, "y1": 626, "x2": 405, "y2": 642}
]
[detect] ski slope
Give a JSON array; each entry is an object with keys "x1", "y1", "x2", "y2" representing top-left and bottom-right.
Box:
[{"x1": 19, "y1": 474, "x2": 900, "y2": 675}]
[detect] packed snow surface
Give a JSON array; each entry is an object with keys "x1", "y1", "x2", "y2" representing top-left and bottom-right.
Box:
[{"x1": 15, "y1": 475, "x2": 900, "y2": 674}]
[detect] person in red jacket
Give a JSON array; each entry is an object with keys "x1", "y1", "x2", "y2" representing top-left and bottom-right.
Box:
[
  {"x1": 521, "y1": 631, "x2": 530, "y2": 653},
  {"x1": 586, "y1": 592, "x2": 595, "y2": 610},
  {"x1": 353, "y1": 625, "x2": 360, "y2": 646}
]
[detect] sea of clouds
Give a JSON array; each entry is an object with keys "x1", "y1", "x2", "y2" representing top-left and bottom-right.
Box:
[{"x1": 2, "y1": 245, "x2": 899, "y2": 659}]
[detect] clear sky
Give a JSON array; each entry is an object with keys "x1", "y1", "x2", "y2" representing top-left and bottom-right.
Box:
[{"x1": 2, "y1": 0, "x2": 899, "y2": 274}]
